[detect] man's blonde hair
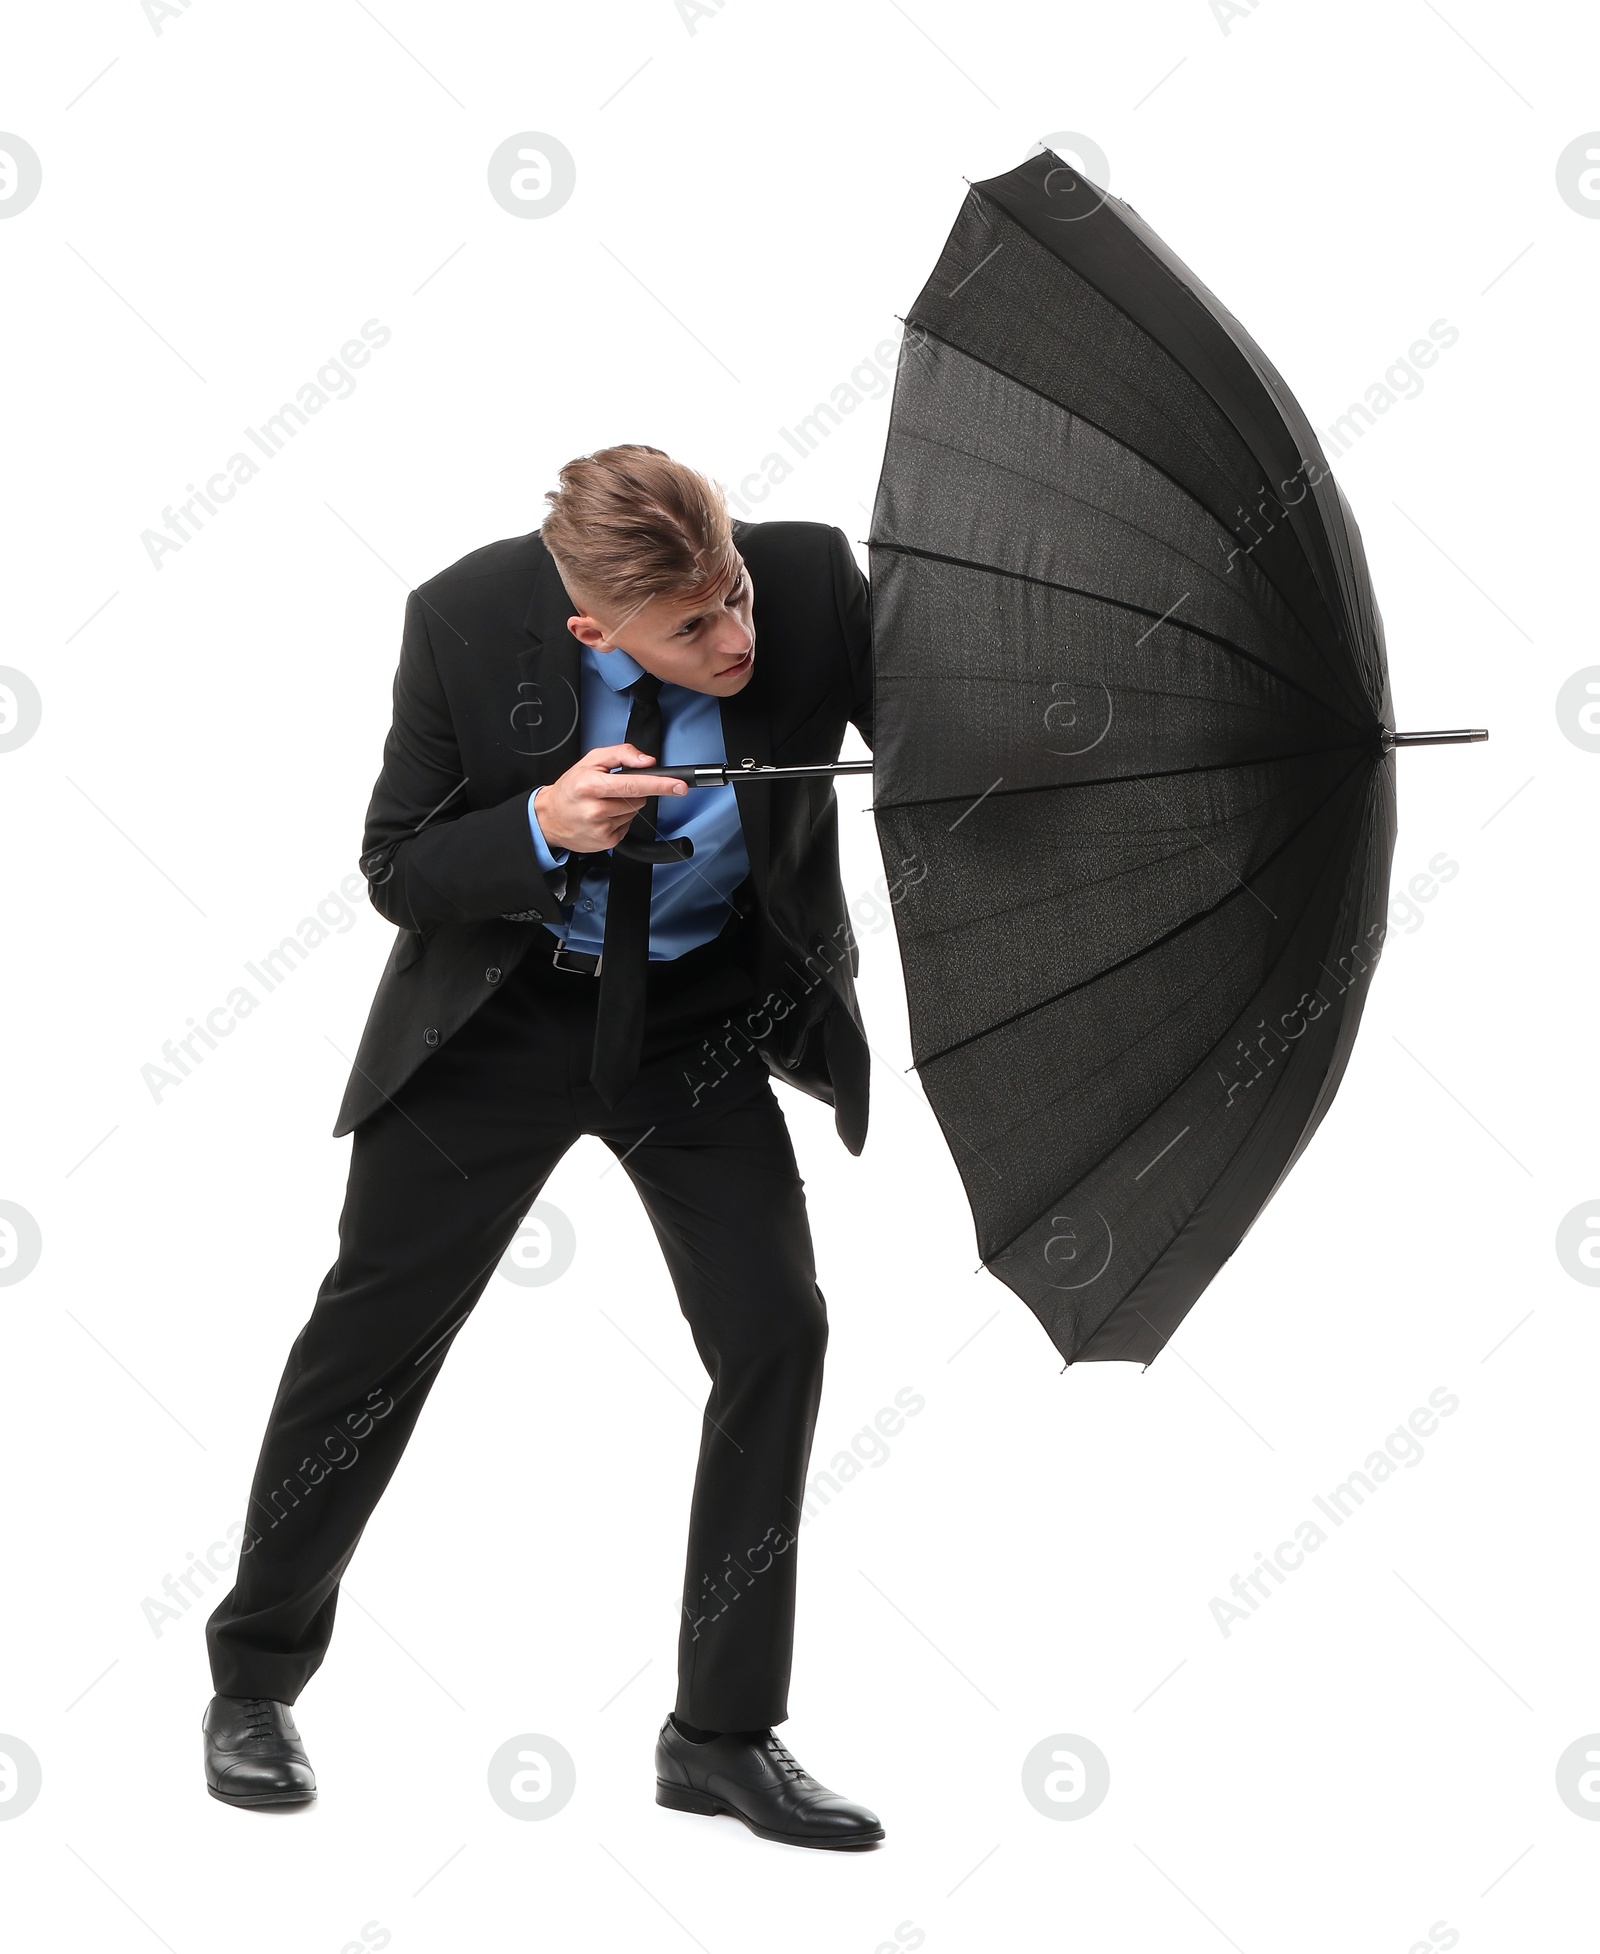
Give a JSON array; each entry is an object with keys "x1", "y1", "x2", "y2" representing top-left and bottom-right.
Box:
[{"x1": 540, "y1": 443, "x2": 738, "y2": 622}]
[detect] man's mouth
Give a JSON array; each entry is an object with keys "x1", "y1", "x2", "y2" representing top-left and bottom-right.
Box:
[{"x1": 716, "y1": 649, "x2": 753, "y2": 678}]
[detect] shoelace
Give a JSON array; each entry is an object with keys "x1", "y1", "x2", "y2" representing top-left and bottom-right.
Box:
[
  {"x1": 240, "y1": 1697, "x2": 275, "y2": 1743},
  {"x1": 762, "y1": 1734, "x2": 811, "y2": 1783}
]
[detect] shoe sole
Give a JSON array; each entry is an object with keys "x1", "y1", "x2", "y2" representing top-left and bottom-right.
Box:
[
  {"x1": 655, "y1": 1777, "x2": 884, "y2": 1848},
  {"x1": 206, "y1": 1782, "x2": 317, "y2": 1810}
]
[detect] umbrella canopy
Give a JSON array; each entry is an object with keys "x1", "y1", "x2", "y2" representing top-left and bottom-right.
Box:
[{"x1": 867, "y1": 151, "x2": 1399, "y2": 1367}]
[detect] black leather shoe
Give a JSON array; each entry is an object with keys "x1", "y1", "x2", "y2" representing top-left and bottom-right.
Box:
[
  {"x1": 655, "y1": 1717, "x2": 884, "y2": 1848},
  {"x1": 202, "y1": 1694, "x2": 317, "y2": 1808}
]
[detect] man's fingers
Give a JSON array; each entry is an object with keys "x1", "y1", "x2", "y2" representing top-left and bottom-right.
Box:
[
  {"x1": 586, "y1": 772, "x2": 686, "y2": 799},
  {"x1": 572, "y1": 745, "x2": 686, "y2": 797}
]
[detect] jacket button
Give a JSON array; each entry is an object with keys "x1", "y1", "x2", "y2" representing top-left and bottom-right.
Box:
[
  {"x1": 486, "y1": 966, "x2": 502, "y2": 984},
  {"x1": 424, "y1": 1027, "x2": 439, "y2": 1046}
]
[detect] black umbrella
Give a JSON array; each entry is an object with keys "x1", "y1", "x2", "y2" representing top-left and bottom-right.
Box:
[
  {"x1": 861, "y1": 150, "x2": 1482, "y2": 1367},
  {"x1": 625, "y1": 151, "x2": 1482, "y2": 1370}
]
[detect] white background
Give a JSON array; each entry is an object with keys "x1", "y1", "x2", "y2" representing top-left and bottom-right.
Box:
[{"x1": 2, "y1": 1, "x2": 1596, "y2": 1949}]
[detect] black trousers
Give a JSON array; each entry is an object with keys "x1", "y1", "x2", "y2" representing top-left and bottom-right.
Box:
[{"x1": 205, "y1": 916, "x2": 828, "y2": 1730}]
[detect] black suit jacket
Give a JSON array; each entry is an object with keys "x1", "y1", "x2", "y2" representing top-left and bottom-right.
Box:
[{"x1": 335, "y1": 518, "x2": 876, "y2": 1152}]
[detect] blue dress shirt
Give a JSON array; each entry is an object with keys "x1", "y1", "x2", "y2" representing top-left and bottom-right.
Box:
[{"x1": 526, "y1": 642, "x2": 750, "y2": 960}]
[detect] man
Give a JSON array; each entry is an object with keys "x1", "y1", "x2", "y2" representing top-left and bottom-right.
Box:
[{"x1": 201, "y1": 445, "x2": 884, "y2": 1849}]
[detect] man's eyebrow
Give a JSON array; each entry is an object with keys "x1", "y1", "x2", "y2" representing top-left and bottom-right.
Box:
[{"x1": 672, "y1": 564, "x2": 746, "y2": 629}]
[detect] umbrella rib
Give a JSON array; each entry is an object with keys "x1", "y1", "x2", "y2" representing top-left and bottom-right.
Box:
[
  {"x1": 906, "y1": 746, "x2": 1373, "y2": 1072},
  {"x1": 893, "y1": 318, "x2": 1373, "y2": 729},
  {"x1": 878, "y1": 738, "x2": 1374, "y2": 816},
  {"x1": 868, "y1": 538, "x2": 1370, "y2": 735},
  {"x1": 968, "y1": 786, "x2": 1361, "y2": 1175},
  {"x1": 885, "y1": 415, "x2": 1249, "y2": 616},
  {"x1": 922, "y1": 203, "x2": 1375, "y2": 728},
  {"x1": 882, "y1": 673, "x2": 1318, "y2": 719},
  {"x1": 894, "y1": 750, "x2": 1357, "y2": 945},
  {"x1": 973, "y1": 764, "x2": 1379, "y2": 1280}
]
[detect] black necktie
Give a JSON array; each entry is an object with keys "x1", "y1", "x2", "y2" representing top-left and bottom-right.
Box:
[{"x1": 590, "y1": 671, "x2": 664, "y2": 1105}]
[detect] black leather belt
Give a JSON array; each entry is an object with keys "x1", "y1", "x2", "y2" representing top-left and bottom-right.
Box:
[
  {"x1": 539, "y1": 900, "x2": 754, "y2": 979},
  {"x1": 548, "y1": 940, "x2": 602, "y2": 975}
]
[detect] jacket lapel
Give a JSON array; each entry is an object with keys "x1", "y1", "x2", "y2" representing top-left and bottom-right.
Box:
[
  {"x1": 719, "y1": 521, "x2": 772, "y2": 913},
  {"x1": 516, "y1": 544, "x2": 583, "y2": 783},
  {"x1": 718, "y1": 661, "x2": 772, "y2": 916}
]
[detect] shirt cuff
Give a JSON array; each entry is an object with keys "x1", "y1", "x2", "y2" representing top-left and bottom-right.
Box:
[{"x1": 527, "y1": 787, "x2": 570, "y2": 871}]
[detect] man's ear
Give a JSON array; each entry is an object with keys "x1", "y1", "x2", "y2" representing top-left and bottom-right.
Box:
[{"x1": 566, "y1": 612, "x2": 609, "y2": 650}]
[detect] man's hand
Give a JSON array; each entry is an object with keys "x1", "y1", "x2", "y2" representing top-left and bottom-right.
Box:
[{"x1": 532, "y1": 743, "x2": 687, "y2": 854}]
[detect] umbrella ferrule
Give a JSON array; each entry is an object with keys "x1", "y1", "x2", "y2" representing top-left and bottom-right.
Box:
[{"x1": 1380, "y1": 728, "x2": 1490, "y2": 749}]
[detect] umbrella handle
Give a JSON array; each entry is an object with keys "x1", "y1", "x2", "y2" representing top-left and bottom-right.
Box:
[
  {"x1": 610, "y1": 759, "x2": 876, "y2": 787},
  {"x1": 614, "y1": 832, "x2": 693, "y2": 863}
]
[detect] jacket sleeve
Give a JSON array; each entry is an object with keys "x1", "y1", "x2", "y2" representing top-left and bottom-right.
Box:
[
  {"x1": 828, "y1": 525, "x2": 873, "y2": 750},
  {"x1": 357, "y1": 589, "x2": 567, "y2": 930}
]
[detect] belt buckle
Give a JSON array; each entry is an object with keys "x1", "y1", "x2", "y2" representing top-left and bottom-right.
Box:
[{"x1": 551, "y1": 944, "x2": 600, "y2": 975}]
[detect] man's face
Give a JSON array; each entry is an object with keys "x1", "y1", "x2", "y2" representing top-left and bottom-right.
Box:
[{"x1": 565, "y1": 554, "x2": 756, "y2": 697}]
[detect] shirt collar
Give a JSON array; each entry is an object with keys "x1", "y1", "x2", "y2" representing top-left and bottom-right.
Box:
[{"x1": 584, "y1": 642, "x2": 647, "y2": 693}]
